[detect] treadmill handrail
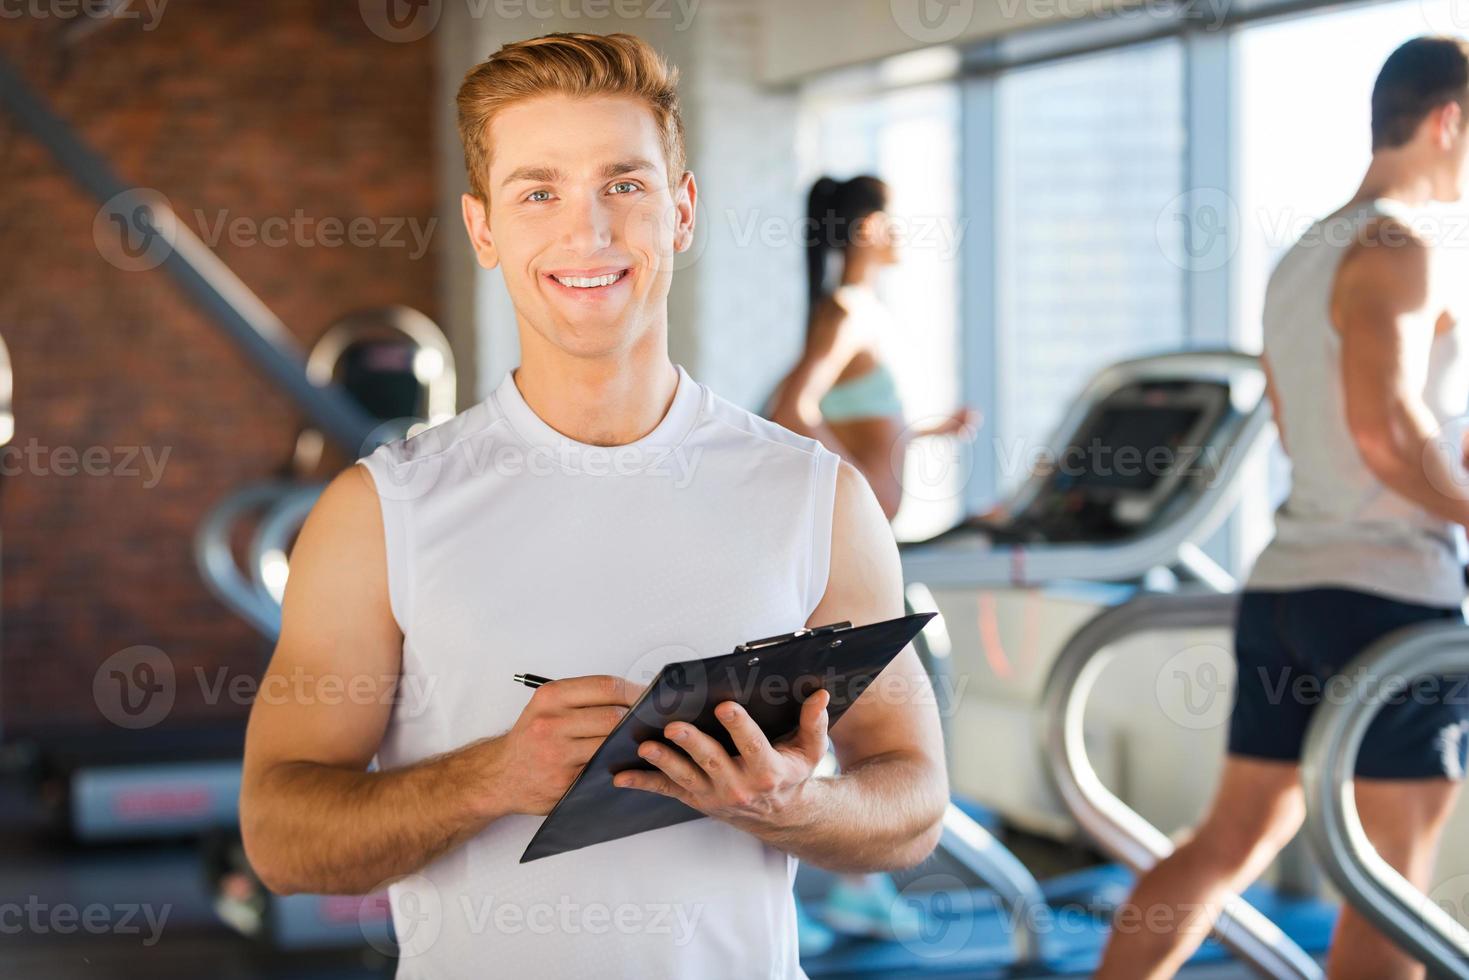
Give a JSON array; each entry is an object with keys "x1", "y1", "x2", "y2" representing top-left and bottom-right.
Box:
[
  {"x1": 195, "y1": 482, "x2": 293, "y2": 640},
  {"x1": 1300, "y1": 621, "x2": 1469, "y2": 980},
  {"x1": 249, "y1": 483, "x2": 327, "y2": 604},
  {"x1": 906, "y1": 587, "x2": 1050, "y2": 967},
  {"x1": 938, "y1": 803, "x2": 1048, "y2": 965},
  {"x1": 1039, "y1": 590, "x2": 1324, "y2": 979}
]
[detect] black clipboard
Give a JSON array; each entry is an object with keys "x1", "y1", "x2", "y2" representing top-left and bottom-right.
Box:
[{"x1": 520, "y1": 611, "x2": 935, "y2": 863}]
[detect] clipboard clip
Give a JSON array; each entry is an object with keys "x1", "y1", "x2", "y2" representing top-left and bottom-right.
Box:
[{"x1": 735, "y1": 621, "x2": 852, "y2": 653}]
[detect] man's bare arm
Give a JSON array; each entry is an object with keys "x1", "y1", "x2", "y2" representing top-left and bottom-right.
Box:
[
  {"x1": 615, "y1": 461, "x2": 948, "y2": 873},
  {"x1": 240, "y1": 466, "x2": 636, "y2": 895},
  {"x1": 1334, "y1": 224, "x2": 1469, "y2": 526},
  {"x1": 775, "y1": 460, "x2": 948, "y2": 871}
]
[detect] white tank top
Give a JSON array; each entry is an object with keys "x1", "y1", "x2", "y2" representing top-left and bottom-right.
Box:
[
  {"x1": 357, "y1": 363, "x2": 839, "y2": 979},
  {"x1": 1248, "y1": 199, "x2": 1469, "y2": 607}
]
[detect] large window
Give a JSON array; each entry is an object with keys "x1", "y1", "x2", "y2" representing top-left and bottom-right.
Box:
[
  {"x1": 994, "y1": 41, "x2": 1187, "y2": 493},
  {"x1": 797, "y1": 0, "x2": 1467, "y2": 569}
]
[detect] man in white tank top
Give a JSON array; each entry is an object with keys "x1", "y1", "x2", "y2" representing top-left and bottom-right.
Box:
[
  {"x1": 1099, "y1": 37, "x2": 1469, "y2": 980},
  {"x1": 236, "y1": 33, "x2": 948, "y2": 980}
]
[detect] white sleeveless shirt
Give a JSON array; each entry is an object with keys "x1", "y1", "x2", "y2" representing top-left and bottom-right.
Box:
[
  {"x1": 357, "y1": 363, "x2": 839, "y2": 979},
  {"x1": 1248, "y1": 199, "x2": 1469, "y2": 607}
]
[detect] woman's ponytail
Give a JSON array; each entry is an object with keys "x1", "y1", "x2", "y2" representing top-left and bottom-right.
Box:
[
  {"x1": 805, "y1": 176, "x2": 841, "y2": 317},
  {"x1": 802, "y1": 175, "x2": 889, "y2": 331}
]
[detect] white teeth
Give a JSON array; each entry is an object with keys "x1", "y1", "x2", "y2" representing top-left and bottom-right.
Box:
[{"x1": 553, "y1": 272, "x2": 622, "y2": 288}]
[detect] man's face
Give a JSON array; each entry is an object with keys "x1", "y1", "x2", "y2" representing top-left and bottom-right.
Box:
[{"x1": 461, "y1": 94, "x2": 696, "y2": 359}]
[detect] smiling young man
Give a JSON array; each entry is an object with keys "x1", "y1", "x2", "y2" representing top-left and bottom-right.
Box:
[{"x1": 237, "y1": 32, "x2": 947, "y2": 979}]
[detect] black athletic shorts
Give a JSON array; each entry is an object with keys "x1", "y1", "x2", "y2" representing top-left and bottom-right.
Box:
[{"x1": 1228, "y1": 587, "x2": 1469, "y2": 780}]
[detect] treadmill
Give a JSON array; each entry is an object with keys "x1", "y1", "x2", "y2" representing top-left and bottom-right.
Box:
[
  {"x1": 901, "y1": 350, "x2": 1269, "y2": 592},
  {"x1": 26, "y1": 309, "x2": 455, "y2": 844},
  {"x1": 827, "y1": 350, "x2": 1335, "y2": 977}
]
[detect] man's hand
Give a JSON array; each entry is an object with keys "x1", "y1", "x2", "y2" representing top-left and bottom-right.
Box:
[
  {"x1": 613, "y1": 689, "x2": 832, "y2": 832},
  {"x1": 498, "y1": 675, "x2": 644, "y2": 815}
]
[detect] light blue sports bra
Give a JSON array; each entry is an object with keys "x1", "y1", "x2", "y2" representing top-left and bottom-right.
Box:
[{"x1": 819, "y1": 363, "x2": 903, "y2": 422}]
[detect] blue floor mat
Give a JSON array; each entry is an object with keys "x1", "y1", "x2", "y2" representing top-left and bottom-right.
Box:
[{"x1": 803, "y1": 869, "x2": 1338, "y2": 978}]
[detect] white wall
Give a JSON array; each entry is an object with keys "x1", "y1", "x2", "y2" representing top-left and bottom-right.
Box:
[{"x1": 435, "y1": 2, "x2": 485, "y2": 405}]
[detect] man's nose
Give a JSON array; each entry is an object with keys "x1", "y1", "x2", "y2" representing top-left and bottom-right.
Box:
[{"x1": 559, "y1": 192, "x2": 614, "y2": 255}]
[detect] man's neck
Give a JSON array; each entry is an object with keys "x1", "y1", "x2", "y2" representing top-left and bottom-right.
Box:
[
  {"x1": 1351, "y1": 151, "x2": 1440, "y2": 208},
  {"x1": 510, "y1": 329, "x2": 680, "y2": 447}
]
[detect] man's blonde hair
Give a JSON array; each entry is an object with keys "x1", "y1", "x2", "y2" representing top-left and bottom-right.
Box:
[{"x1": 456, "y1": 32, "x2": 686, "y2": 203}]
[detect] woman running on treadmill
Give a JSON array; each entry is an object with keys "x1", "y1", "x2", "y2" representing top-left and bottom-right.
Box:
[{"x1": 770, "y1": 175, "x2": 978, "y2": 522}]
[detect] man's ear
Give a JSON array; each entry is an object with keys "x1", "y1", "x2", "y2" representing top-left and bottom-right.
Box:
[
  {"x1": 461, "y1": 192, "x2": 500, "y2": 270},
  {"x1": 1445, "y1": 100, "x2": 1465, "y2": 147},
  {"x1": 673, "y1": 171, "x2": 697, "y2": 253},
  {"x1": 1430, "y1": 100, "x2": 1464, "y2": 150}
]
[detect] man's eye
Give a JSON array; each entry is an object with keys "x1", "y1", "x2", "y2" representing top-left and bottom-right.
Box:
[
  {"x1": 527, "y1": 189, "x2": 552, "y2": 203},
  {"x1": 609, "y1": 181, "x2": 640, "y2": 195}
]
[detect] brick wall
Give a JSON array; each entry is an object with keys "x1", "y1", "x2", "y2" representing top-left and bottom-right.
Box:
[{"x1": 0, "y1": 1, "x2": 440, "y2": 735}]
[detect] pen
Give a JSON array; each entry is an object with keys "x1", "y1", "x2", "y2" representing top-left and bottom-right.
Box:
[{"x1": 513, "y1": 672, "x2": 554, "y2": 689}]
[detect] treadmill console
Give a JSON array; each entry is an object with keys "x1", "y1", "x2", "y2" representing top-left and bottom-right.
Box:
[
  {"x1": 339, "y1": 340, "x2": 425, "y2": 421},
  {"x1": 926, "y1": 378, "x2": 1231, "y2": 547}
]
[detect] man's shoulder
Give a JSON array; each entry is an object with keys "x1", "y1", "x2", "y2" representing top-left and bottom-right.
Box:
[
  {"x1": 697, "y1": 383, "x2": 832, "y2": 463},
  {"x1": 365, "y1": 396, "x2": 504, "y2": 470}
]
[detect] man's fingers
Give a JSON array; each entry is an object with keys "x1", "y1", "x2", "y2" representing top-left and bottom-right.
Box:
[
  {"x1": 613, "y1": 769, "x2": 691, "y2": 805},
  {"x1": 714, "y1": 702, "x2": 780, "y2": 774},
  {"x1": 553, "y1": 704, "x2": 630, "y2": 739},
  {"x1": 535, "y1": 674, "x2": 642, "y2": 709},
  {"x1": 664, "y1": 722, "x2": 734, "y2": 779},
  {"x1": 789, "y1": 688, "x2": 831, "y2": 760},
  {"x1": 637, "y1": 739, "x2": 713, "y2": 795}
]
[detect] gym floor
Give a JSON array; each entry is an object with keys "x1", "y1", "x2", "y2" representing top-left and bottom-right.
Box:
[
  {"x1": 0, "y1": 764, "x2": 1306, "y2": 979},
  {"x1": 0, "y1": 773, "x2": 388, "y2": 979}
]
